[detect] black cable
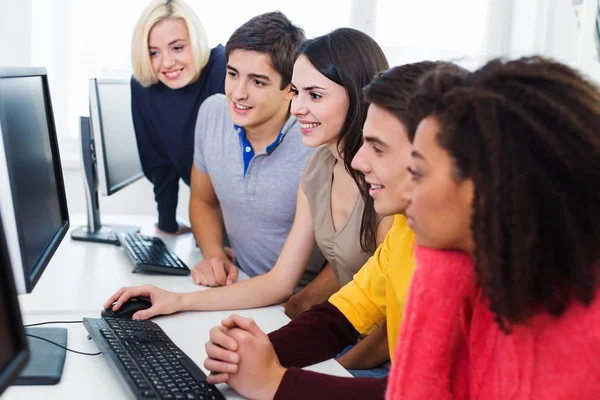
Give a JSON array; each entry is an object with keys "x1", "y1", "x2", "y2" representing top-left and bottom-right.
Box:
[
  {"x1": 24, "y1": 320, "x2": 83, "y2": 328},
  {"x1": 25, "y1": 333, "x2": 101, "y2": 356}
]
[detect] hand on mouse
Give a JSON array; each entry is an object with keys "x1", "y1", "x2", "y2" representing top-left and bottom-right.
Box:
[{"x1": 104, "y1": 285, "x2": 183, "y2": 320}]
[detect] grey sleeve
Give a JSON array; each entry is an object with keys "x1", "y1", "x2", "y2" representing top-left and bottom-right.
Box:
[{"x1": 193, "y1": 95, "x2": 222, "y2": 173}]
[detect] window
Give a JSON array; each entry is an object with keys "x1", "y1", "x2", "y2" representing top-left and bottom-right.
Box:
[{"x1": 25, "y1": 0, "x2": 491, "y2": 158}]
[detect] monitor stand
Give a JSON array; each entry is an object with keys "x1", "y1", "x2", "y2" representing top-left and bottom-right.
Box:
[
  {"x1": 13, "y1": 328, "x2": 67, "y2": 385},
  {"x1": 70, "y1": 117, "x2": 139, "y2": 245},
  {"x1": 71, "y1": 225, "x2": 139, "y2": 245}
]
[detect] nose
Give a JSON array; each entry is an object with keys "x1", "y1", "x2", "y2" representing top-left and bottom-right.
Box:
[
  {"x1": 351, "y1": 142, "x2": 370, "y2": 174},
  {"x1": 290, "y1": 93, "x2": 308, "y2": 117},
  {"x1": 231, "y1": 80, "x2": 248, "y2": 101},
  {"x1": 162, "y1": 54, "x2": 176, "y2": 69}
]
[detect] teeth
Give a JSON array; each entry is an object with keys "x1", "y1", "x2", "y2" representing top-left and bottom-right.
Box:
[
  {"x1": 165, "y1": 70, "x2": 181, "y2": 78},
  {"x1": 371, "y1": 184, "x2": 383, "y2": 189},
  {"x1": 301, "y1": 122, "x2": 321, "y2": 129},
  {"x1": 236, "y1": 103, "x2": 250, "y2": 110}
]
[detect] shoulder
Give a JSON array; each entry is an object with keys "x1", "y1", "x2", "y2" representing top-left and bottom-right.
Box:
[
  {"x1": 208, "y1": 44, "x2": 226, "y2": 66},
  {"x1": 195, "y1": 94, "x2": 230, "y2": 138},
  {"x1": 306, "y1": 146, "x2": 334, "y2": 169},
  {"x1": 130, "y1": 75, "x2": 148, "y2": 97},
  {"x1": 198, "y1": 93, "x2": 228, "y2": 118},
  {"x1": 301, "y1": 146, "x2": 333, "y2": 186},
  {"x1": 203, "y1": 45, "x2": 227, "y2": 86}
]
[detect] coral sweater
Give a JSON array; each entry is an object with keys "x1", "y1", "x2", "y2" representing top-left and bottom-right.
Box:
[{"x1": 387, "y1": 245, "x2": 600, "y2": 400}]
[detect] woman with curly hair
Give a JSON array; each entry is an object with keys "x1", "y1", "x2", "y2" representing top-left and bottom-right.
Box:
[{"x1": 387, "y1": 57, "x2": 600, "y2": 399}]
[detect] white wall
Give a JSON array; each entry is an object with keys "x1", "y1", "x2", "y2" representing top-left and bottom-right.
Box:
[{"x1": 0, "y1": 0, "x2": 32, "y2": 66}]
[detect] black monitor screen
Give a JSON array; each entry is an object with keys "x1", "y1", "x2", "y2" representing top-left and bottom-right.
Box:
[
  {"x1": 0, "y1": 75, "x2": 69, "y2": 291},
  {"x1": 0, "y1": 219, "x2": 28, "y2": 394},
  {"x1": 95, "y1": 81, "x2": 142, "y2": 194}
]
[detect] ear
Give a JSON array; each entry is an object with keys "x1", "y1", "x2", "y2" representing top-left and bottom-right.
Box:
[{"x1": 282, "y1": 84, "x2": 295, "y2": 101}]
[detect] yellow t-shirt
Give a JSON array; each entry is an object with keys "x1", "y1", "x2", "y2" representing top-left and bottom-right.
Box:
[{"x1": 329, "y1": 214, "x2": 415, "y2": 361}]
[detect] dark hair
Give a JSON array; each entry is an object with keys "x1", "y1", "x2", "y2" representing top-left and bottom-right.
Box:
[
  {"x1": 226, "y1": 11, "x2": 305, "y2": 89},
  {"x1": 410, "y1": 56, "x2": 600, "y2": 332},
  {"x1": 359, "y1": 62, "x2": 466, "y2": 252},
  {"x1": 298, "y1": 28, "x2": 388, "y2": 252}
]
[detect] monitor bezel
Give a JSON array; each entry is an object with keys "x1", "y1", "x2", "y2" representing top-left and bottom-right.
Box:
[
  {"x1": 89, "y1": 77, "x2": 143, "y2": 197},
  {"x1": 0, "y1": 212, "x2": 29, "y2": 395},
  {"x1": 0, "y1": 67, "x2": 70, "y2": 293}
]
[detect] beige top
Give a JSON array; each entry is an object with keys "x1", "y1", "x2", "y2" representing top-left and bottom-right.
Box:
[{"x1": 300, "y1": 146, "x2": 375, "y2": 286}]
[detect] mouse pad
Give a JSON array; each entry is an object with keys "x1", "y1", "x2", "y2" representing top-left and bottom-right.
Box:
[{"x1": 13, "y1": 327, "x2": 67, "y2": 385}]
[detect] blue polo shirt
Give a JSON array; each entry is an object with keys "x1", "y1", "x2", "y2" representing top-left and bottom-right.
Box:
[{"x1": 237, "y1": 125, "x2": 285, "y2": 176}]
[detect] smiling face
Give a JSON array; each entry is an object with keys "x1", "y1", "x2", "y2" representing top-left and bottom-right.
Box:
[
  {"x1": 289, "y1": 55, "x2": 349, "y2": 148},
  {"x1": 225, "y1": 49, "x2": 293, "y2": 132},
  {"x1": 148, "y1": 17, "x2": 196, "y2": 89},
  {"x1": 351, "y1": 104, "x2": 413, "y2": 216},
  {"x1": 406, "y1": 116, "x2": 475, "y2": 253}
]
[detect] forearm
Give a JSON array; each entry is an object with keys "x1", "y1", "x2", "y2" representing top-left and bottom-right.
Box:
[
  {"x1": 274, "y1": 368, "x2": 387, "y2": 400},
  {"x1": 149, "y1": 172, "x2": 179, "y2": 232},
  {"x1": 337, "y1": 323, "x2": 389, "y2": 370},
  {"x1": 190, "y1": 199, "x2": 226, "y2": 259},
  {"x1": 179, "y1": 271, "x2": 294, "y2": 312},
  {"x1": 285, "y1": 263, "x2": 340, "y2": 319},
  {"x1": 269, "y1": 302, "x2": 359, "y2": 368}
]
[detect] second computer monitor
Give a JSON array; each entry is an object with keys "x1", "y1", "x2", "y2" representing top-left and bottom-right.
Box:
[{"x1": 90, "y1": 78, "x2": 143, "y2": 196}]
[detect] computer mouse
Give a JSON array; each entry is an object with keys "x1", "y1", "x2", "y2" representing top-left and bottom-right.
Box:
[{"x1": 101, "y1": 296, "x2": 153, "y2": 319}]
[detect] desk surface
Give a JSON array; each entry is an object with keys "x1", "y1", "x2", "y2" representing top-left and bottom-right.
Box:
[{"x1": 5, "y1": 215, "x2": 351, "y2": 399}]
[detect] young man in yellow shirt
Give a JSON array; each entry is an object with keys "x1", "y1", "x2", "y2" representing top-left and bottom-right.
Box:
[{"x1": 203, "y1": 61, "x2": 458, "y2": 399}]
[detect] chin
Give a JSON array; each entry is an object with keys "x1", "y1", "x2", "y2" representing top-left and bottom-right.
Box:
[
  {"x1": 159, "y1": 75, "x2": 193, "y2": 89},
  {"x1": 300, "y1": 136, "x2": 323, "y2": 148}
]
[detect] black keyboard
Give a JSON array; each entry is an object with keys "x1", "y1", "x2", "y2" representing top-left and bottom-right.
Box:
[
  {"x1": 83, "y1": 317, "x2": 225, "y2": 400},
  {"x1": 118, "y1": 232, "x2": 190, "y2": 276}
]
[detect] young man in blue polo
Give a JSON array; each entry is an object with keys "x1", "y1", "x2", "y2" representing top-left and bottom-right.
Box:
[{"x1": 189, "y1": 12, "x2": 325, "y2": 288}]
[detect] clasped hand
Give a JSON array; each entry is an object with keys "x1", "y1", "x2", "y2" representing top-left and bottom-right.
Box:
[{"x1": 204, "y1": 314, "x2": 286, "y2": 400}]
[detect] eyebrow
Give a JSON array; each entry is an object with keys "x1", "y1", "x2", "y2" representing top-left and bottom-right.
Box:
[
  {"x1": 290, "y1": 83, "x2": 326, "y2": 91},
  {"x1": 411, "y1": 150, "x2": 426, "y2": 160},
  {"x1": 364, "y1": 136, "x2": 389, "y2": 148},
  {"x1": 149, "y1": 39, "x2": 185, "y2": 49},
  {"x1": 227, "y1": 65, "x2": 271, "y2": 82}
]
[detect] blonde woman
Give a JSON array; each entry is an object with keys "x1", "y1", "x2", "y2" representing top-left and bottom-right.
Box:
[{"x1": 131, "y1": 0, "x2": 226, "y2": 234}]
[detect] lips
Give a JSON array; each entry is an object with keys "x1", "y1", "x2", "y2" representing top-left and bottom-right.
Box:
[
  {"x1": 163, "y1": 68, "x2": 183, "y2": 80},
  {"x1": 298, "y1": 120, "x2": 321, "y2": 135},
  {"x1": 405, "y1": 214, "x2": 415, "y2": 229},
  {"x1": 232, "y1": 102, "x2": 253, "y2": 116},
  {"x1": 368, "y1": 182, "x2": 385, "y2": 197}
]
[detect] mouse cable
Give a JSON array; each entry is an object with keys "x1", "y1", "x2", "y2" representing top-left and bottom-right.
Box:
[
  {"x1": 25, "y1": 333, "x2": 101, "y2": 356},
  {"x1": 24, "y1": 320, "x2": 83, "y2": 328}
]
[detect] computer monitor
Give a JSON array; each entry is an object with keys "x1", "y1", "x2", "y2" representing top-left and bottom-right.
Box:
[
  {"x1": 0, "y1": 215, "x2": 29, "y2": 396},
  {"x1": 71, "y1": 78, "x2": 142, "y2": 244},
  {"x1": 0, "y1": 67, "x2": 70, "y2": 385}
]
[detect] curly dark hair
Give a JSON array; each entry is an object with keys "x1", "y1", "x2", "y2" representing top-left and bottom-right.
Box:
[
  {"x1": 298, "y1": 28, "x2": 389, "y2": 252},
  {"x1": 410, "y1": 56, "x2": 600, "y2": 332}
]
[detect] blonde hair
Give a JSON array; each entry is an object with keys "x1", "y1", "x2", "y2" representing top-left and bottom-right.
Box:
[{"x1": 131, "y1": 0, "x2": 210, "y2": 87}]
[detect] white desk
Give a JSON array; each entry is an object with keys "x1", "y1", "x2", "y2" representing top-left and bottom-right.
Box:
[{"x1": 5, "y1": 215, "x2": 351, "y2": 399}]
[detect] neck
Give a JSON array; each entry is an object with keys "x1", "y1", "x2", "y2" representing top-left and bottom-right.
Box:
[
  {"x1": 326, "y1": 138, "x2": 344, "y2": 165},
  {"x1": 244, "y1": 105, "x2": 290, "y2": 149}
]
